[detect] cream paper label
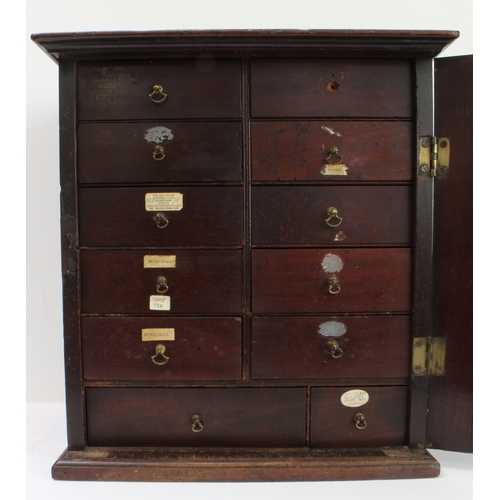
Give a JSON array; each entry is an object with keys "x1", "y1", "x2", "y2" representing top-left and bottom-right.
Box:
[
  {"x1": 141, "y1": 328, "x2": 175, "y2": 341},
  {"x1": 149, "y1": 295, "x2": 171, "y2": 311},
  {"x1": 321, "y1": 164, "x2": 348, "y2": 176},
  {"x1": 145, "y1": 193, "x2": 183, "y2": 211},
  {"x1": 340, "y1": 389, "x2": 369, "y2": 408},
  {"x1": 143, "y1": 255, "x2": 176, "y2": 268}
]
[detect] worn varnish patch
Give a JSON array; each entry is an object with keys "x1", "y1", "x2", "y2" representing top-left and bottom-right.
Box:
[
  {"x1": 318, "y1": 321, "x2": 347, "y2": 338},
  {"x1": 321, "y1": 253, "x2": 343, "y2": 273},
  {"x1": 144, "y1": 126, "x2": 174, "y2": 144}
]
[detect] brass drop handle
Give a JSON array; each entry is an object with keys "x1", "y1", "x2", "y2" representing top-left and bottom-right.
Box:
[
  {"x1": 156, "y1": 276, "x2": 169, "y2": 294},
  {"x1": 325, "y1": 145, "x2": 343, "y2": 164},
  {"x1": 354, "y1": 412, "x2": 367, "y2": 430},
  {"x1": 152, "y1": 145, "x2": 165, "y2": 161},
  {"x1": 151, "y1": 344, "x2": 169, "y2": 365},
  {"x1": 153, "y1": 213, "x2": 169, "y2": 228},
  {"x1": 191, "y1": 414, "x2": 204, "y2": 433},
  {"x1": 325, "y1": 207, "x2": 343, "y2": 228},
  {"x1": 328, "y1": 276, "x2": 341, "y2": 295},
  {"x1": 328, "y1": 340, "x2": 343, "y2": 358},
  {"x1": 149, "y1": 84, "x2": 167, "y2": 103}
]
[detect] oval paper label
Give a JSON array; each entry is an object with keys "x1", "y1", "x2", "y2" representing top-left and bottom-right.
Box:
[{"x1": 340, "y1": 389, "x2": 369, "y2": 408}]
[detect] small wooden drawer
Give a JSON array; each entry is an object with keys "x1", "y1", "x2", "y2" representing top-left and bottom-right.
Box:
[
  {"x1": 251, "y1": 59, "x2": 412, "y2": 118},
  {"x1": 81, "y1": 249, "x2": 243, "y2": 314},
  {"x1": 82, "y1": 317, "x2": 242, "y2": 381},
  {"x1": 79, "y1": 187, "x2": 243, "y2": 247},
  {"x1": 251, "y1": 316, "x2": 411, "y2": 380},
  {"x1": 251, "y1": 186, "x2": 412, "y2": 246},
  {"x1": 86, "y1": 388, "x2": 306, "y2": 447},
  {"x1": 78, "y1": 122, "x2": 242, "y2": 184},
  {"x1": 78, "y1": 60, "x2": 241, "y2": 120},
  {"x1": 252, "y1": 248, "x2": 412, "y2": 313},
  {"x1": 310, "y1": 386, "x2": 408, "y2": 447},
  {"x1": 251, "y1": 121, "x2": 413, "y2": 181}
]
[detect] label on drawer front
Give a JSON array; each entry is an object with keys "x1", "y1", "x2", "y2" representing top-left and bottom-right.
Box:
[
  {"x1": 341, "y1": 390, "x2": 369, "y2": 408},
  {"x1": 149, "y1": 295, "x2": 171, "y2": 311},
  {"x1": 142, "y1": 328, "x2": 175, "y2": 341},
  {"x1": 145, "y1": 193, "x2": 183, "y2": 211},
  {"x1": 143, "y1": 255, "x2": 176, "y2": 268},
  {"x1": 321, "y1": 164, "x2": 348, "y2": 176}
]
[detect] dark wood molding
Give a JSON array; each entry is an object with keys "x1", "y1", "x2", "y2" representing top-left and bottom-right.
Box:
[{"x1": 31, "y1": 30, "x2": 459, "y2": 62}]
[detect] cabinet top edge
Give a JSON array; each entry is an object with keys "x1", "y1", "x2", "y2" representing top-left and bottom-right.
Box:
[{"x1": 31, "y1": 29, "x2": 459, "y2": 63}]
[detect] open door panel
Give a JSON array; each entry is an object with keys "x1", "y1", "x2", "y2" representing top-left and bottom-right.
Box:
[{"x1": 427, "y1": 55, "x2": 473, "y2": 452}]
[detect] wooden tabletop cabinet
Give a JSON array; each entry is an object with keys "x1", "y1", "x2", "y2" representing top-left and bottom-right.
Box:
[{"x1": 32, "y1": 30, "x2": 472, "y2": 482}]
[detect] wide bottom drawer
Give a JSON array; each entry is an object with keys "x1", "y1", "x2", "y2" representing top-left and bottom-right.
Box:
[
  {"x1": 310, "y1": 386, "x2": 408, "y2": 448},
  {"x1": 87, "y1": 388, "x2": 306, "y2": 448}
]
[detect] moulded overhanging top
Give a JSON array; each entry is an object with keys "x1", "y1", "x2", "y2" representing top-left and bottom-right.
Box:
[{"x1": 31, "y1": 29, "x2": 459, "y2": 63}]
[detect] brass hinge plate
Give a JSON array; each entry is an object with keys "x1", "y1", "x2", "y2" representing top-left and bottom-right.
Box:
[
  {"x1": 418, "y1": 137, "x2": 450, "y2": 177},
  {"x1": 412, "y1": 337, "x2": 446, "y2": 376}
]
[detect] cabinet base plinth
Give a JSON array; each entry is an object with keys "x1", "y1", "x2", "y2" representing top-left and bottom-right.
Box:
[{"x1": 52, "y1": 447, "x2": 440, "y2": 482}]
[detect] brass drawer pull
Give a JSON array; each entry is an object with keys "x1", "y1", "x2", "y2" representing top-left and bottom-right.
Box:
[
  {"x1": 325, "y1": 207, "x2": 343, "y2": 228},
  {"x1": 153, "y1": 213, "x2": 169, "y2": 228},
  {"x1": 156, "y1": 276, "x2": 169, "y2": 294},
  {"x1": 151, "y1": 343, "x2": 169, "y2": 365},
  {"x1": 191, "y1": 414, "x2": 204, "y2": 433},
  {"x1": 325, "y1": 145, "x2": 343, "y2": 164},
  {"x1": 354, "y1": 413, "x2": 367, "y2": 430},
  {"x1": 328, "y1": 276, "x2": 341, "y2": 295},
  {"x1": 149, "y1": 84, "x2": 167, "y2": 103},
  {"x1": 328, "y1": 340, "x2": 343, "y2": 358},
  {"x1": 152, "y1": 145, "x2": 165, "y2": 161}
]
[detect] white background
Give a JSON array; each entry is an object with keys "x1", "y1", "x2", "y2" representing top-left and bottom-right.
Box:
[{"x1": 18, "y1": 0, "x2": 485, "y2": 497}]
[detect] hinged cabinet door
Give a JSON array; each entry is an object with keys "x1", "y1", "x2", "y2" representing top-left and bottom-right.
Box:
[{"x1": 427, "y1": 55, "x2": 473, "y2": 452}]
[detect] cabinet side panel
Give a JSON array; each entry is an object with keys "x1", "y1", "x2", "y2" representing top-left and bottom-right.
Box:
[
  {"x1": 59, "y1": 58, "x2": 86, "y2": 450},
  {"x1": 427, "y1": 55, "x2": 473, "y2": 453},
  {"x1": 408, "y1": 58, "x2": 433, "y2": 448}
]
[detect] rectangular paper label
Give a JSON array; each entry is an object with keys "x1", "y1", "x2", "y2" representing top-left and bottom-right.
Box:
[
  {"x1": 149, "y1": 295, "x2": 171, "y2": 311},
  {"x1": 143, "y1": 255, "x2": 176, "y2": 268},
  {"x1": 321, "y1": 164, "x2": 348, "y2": 176},
  {"x1": 145, "y1": 192, "x2": 183, "y2": 211},
  {"x1": 142, "y1": 328, "x2": 175, "y2": 341}
]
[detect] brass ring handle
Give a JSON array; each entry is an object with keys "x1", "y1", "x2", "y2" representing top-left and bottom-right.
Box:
[
  {"x1": 325, "y1": 145, "x2": 343, "y2": 165},
  {"x1": 151, "y1": 344, "x2": 169, "y2": 365},
  {"x1": 153, "y1": 145, "x2": 165, "y2": 161},
  {"x1": 325, "y1": 207, "x2": 343, "y2": 228},
  {"x1": 328, "y1": 276, "x2": 341, "y2": 295},
  {"x1": 354, "y1": 413, "x2": 367, "y2": 430},
  {"x1": 328, "y1": 340, "x2": 343, "y2": 358},
  {"x1": 149, "y1": 84, "x2": 167, "y2": 103},
  {"x1": 191, "y1": 414, "x2": 204, "y2": 433},
  {"x1": 156, "y1": 276, "x2": 169, "y2": 294},
  {"x1": 153, "y1": 213, "x2": 169, "y2": 229}
]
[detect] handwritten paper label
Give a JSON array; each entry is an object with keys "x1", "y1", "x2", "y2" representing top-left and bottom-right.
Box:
[
  {"x1": 340, "y1": 390, "x2": 369, "y2": 408},
  {"x1": 149, "y1": 295, "x2": 171, "y2": 311},
  {"x1": 145, "y1": 193, "x2": 183, "y2": 211},
  {"x1": 143, "y1": 255, "x2": 176, "y2": 268},
  {"x1": 321, "y1": 164, "x2": 348, "y2": 176},
  {"x1": 142, "y1": 328, "x2": 175, "y2": 341}
]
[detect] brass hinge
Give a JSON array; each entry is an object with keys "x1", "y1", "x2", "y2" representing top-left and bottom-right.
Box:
[
  {"x1": 412, "y1": 337, "x2": 446, "y2": 376},
  {"x1": 418, "y1": 137, "x2": 450, "y2": 177}
]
